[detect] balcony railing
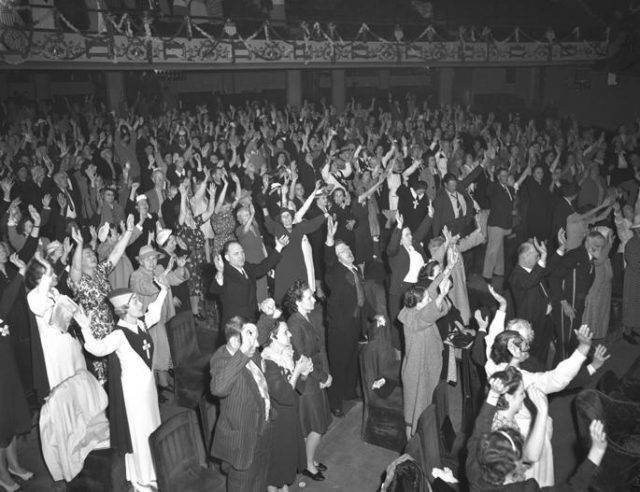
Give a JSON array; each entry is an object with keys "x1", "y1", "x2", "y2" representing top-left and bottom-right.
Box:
[{"x1": 0, "y1": 5, "x2": 610, "y2": 68}]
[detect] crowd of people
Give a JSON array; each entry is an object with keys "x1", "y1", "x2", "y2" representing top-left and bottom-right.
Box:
[{"x1": 0, "y1": 88, "x2": 638, "y2": 492}]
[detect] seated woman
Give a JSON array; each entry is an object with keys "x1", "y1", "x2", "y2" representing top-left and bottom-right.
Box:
[
  {"x1": 466, "y1": 374, "x2": 608, "y2": 491},
  {"x1": 261, "y1": 320, "x2": 313, "y2": 492},
  {"x1": 26, "y1": 254, "x2": 87, "y2": 390},
  {"x1": 77, "y1": 279, "x2": 169, "y2": 492}
]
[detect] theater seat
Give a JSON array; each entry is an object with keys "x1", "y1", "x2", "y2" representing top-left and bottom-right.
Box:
[
  {"x1": 575, "y1": 389, "x2": 640, "y2": 492},
  {"x1": 167, "y1": 312, "x2": 215, "y2": 408},
  {"x1": 359, "y1": 349, "x2": 406, "y2": 452},
  {"x1": 149, "y1": 410, "x2": 220, "y2": 492}
]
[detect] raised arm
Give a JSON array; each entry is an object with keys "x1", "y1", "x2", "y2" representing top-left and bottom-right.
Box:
[{"x1": 107, "y1": 215, "x2": 135, "y2": 267}]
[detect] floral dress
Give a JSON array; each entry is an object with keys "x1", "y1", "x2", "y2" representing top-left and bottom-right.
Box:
[
  {"x1": 68, "y1": 261, "x2": 115, "y2": 383},
  {"x1": 178, "y1": 216, "x2": 206, "y2": 299},
  {"x1": 211, "y1": 209, "x2": 236, "y2": 256}
]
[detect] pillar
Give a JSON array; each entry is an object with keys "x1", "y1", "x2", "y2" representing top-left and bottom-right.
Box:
[
  {"x1": 0, "y1": 74, "x2": 7, "y2": 99},
  {"x1": 286, "y1": 69, "x2": 302, "y2": 109},
  {"x1": 331, "y1": 69, "x2": 346, "y2": 112},
  {"x1": 527, "y1": 67, "x2": 541, "y2": 107},
  {"x1": 105, "y1": 71, "x2": 125, "y2": 112},
  {"x1": 34, "y1": 72, "x2": 50, "y2": 101},
  {"x1": 271, "y1": 0, "x2": 286, "y2": 25},
  {"x1": 439, "y1": 67, "x2": 454, "y2": 105}
]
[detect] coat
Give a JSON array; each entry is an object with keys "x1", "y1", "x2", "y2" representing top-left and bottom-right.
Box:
[
  {"x1": 209, "y1": 250, "x2": 281, "y2": 324},
  {"x1": 209, "y1": 347, "x2": 270, "y2": 470}
]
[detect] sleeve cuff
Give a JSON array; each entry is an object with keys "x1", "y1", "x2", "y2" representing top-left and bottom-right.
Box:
[{"x1": 587, "y1": 364, "x2": 596, "y2": 376}]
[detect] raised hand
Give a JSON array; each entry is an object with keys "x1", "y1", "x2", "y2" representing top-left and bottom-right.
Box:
[
  {"x1": 327, "y1": 215, "x2": 338, "y2": 238},
  {"x1": 574, "y1": 324, "x2": 593, "y2": 355},
  {"x1": 28, "y1": 205, "x2": 41, "y2": 227},
  {"x1": 395, "y1": 210, "x2": 404, "y2": 229},
  {"x1": 488, "y1": 284, "x2": 507, "y2": 310},
  {"x1": 474, "y1": 309, "x2": 489, "y2": 331},
  {"x1": 42, "y1": 193, "x2": 52, "y2": 208},
  {"x1": 589, "y1": 420, "x2": 608, "y2": 453},
  {"x1": 9, "y1": 253, "x2": 27, "y2": 276},
  {"x1": 213, "y1": 254, "x2": 224, "y2": 272},
  {"x1": 488, "y1": 376, "x2": 507, "y2": 397},
  {"x1": 591, "y1": 345, "x2": 611, "y2": 371},
  {"x1": 71, "y1": 226, "x2": 83, "y2": 245}
]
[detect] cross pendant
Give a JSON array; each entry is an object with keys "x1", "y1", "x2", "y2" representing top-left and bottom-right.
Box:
[
  {"x1": 413, "y1": 199, "x2": 419, "y2": 208},
  {"x1": 142, "y1": 340, "x2": 151, "y2": 359}
]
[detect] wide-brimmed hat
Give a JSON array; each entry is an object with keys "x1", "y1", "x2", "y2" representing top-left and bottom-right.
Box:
[{"x1": 137, "y1": 245, "x2": 165, "y2": 262}]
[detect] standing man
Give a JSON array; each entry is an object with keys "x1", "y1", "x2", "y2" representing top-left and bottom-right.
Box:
[
  {"x1": 324, "y1": 216, "x2": 372, "y2": 417},
  {"x1": 483, "y1": 167, "x2": 515, "y2": 287},
  {"x1": 209, "y1": 317, "x2": 271, "y2": 492},
  {"x1": 509, "y1": 238, "x2": 557, "y2": 365},
  {"x1": 210, "y1": 236, "x2": 289, "y2": 326},
  {"x1": 548, "y1": 231, "x2": 605, "y2": 360}
]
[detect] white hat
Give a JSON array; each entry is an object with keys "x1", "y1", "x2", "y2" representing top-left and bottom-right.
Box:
[
  {"x1": 107, "y1": 288, "x2": 135, "y2": 311},
  {"x1": 135, "y1": 194, "x2": 148, "y2": 203},
  {"x1": 157, "y1": 229, "x2": 173, "y2": 247}
]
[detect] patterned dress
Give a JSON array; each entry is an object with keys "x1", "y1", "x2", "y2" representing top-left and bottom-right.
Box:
[
  {"x1": 211, "y1": 209, "x2": 237, "y2": 256},
  {"x1": 68, "y1": 261, "x2": 115, "y2": 383},
  {"x1": 177, "y1": 216, "x2": 206, "y2": 299}
]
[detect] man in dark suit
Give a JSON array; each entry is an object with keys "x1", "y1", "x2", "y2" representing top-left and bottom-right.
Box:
[
  {"x1": 482, "y1": 167, "x2": 515, "y2": 284},
  {"x1": 548, "y1": 231, "x2": 606, "y2": 360},
  {"x1": 324, "y1": 216, "x2": 372, "y2": 417},
  {"x1": 509, "y1": 238, "x2": 558, "y2": 364},
  {"x1": 431, "y1": 173, "x2": 474, "y2": 237},
  {"x1": 210, "y1": 317, "x2": 271, "y2": 492},
  {"x1": 396, "y1": 181, "x2": 431, "y2": 233},
  {"x1": 210, "y1": 236, "x2": 288, "y2": 326}
]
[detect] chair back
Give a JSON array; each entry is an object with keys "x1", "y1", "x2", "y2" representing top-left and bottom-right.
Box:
[
  {"x1": 167, "y1": 312, "x2": 200, "y2": 367},
  {"x1": 575, "y1": 389, "x2": 640, "y2": 491},
  {"x1": 149, "y1": 410, "x2": 207, "y2": 492}
]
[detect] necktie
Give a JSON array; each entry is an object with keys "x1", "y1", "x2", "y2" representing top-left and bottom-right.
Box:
[
  {"x1": 351, "y1": 266, "x2": 365, "y2": 309},
  {"x1": 450, "y1": 193, "x2": 462, "y2": 217}
]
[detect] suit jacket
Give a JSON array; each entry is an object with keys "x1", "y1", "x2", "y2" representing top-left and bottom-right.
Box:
[
  {"x1": 386, "y1": 226, "x2": 427, "y2": 295},
  {"x1": 209, "y1": 250, "x2": 281, "y2": 324},
  {"x1": 486, "y1": 181, "x2": 515, "y2": 229},
  {"x1": 397, "y1": 185, "x2": 431, "y2": 233},
  {"x1": 509, "y1": 263, "x2": 553, "y2": 326},
  {"x1": 431, "y1": 189, "x2": 473, "y2": 237},
  {"x1": 324, "y1": 245, "x2": 370, "y2": 329},
  {"x1": 209, "y1": 347, "x2": 268, "y2": 470},
  {"x1": 548, "y1": 247, "x2": 595, "y2": 306}
]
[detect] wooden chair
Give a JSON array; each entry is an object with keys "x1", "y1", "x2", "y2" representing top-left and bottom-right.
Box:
[
  {"x1": 575, "y1": 389, "x2": 640, "y2": 492},
  {"x1": 149, "y1": 410, "x2": 222, "y2": 491},
  {"x1": 167, "y1": 312, "x2": 216, "y2": 408},
  {"x1": 358, "y1": 347, "x2": 406, "y2": 452}
]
